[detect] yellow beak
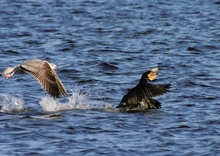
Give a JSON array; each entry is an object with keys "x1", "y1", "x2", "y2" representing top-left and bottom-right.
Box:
[{"x1": 147, "y1": 67, "x2": 159, "y2": 81}]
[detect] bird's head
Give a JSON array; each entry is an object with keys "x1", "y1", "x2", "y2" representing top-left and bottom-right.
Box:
[
  {"x1": 140, "y1": 66, "x2": 159, "y2": 82},
  {"x1": 49, "y1": 63, "x2": 57, "y2": 70}
]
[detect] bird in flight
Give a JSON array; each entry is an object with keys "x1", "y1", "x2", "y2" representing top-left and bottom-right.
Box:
[{"x1": 2, "y1": 59, "x2": 67, "y2": 98}]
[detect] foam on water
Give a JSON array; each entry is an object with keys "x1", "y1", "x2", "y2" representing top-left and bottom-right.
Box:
[
  {"x1": 0, "y1": 91, "x2": 115, "y2": 113},
  {"x1": 39, "y1": 90, "x2": 115, "y2": 112},
  {"x1": 0, "y1": 94, "x2": 25, "y2": 113}
]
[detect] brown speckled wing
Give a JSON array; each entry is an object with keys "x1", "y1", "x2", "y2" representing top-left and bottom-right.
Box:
[
  {"x1": 2, "y1": 67, "x2": 15, "y2": 77},
  {"x1": 20, "y1": 59, "x2": 46, "y2": 73},
  {"x1": 20, "y1": 60, "x2": 67, "y2": 98}
]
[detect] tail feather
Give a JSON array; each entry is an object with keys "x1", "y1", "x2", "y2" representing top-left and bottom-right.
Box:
[
  {"x1": 141, "y1": 98, "x2": 161, "y2": 109},
  {"x1": 117, "y1": 98, "x2": 161, "y2": 112}
]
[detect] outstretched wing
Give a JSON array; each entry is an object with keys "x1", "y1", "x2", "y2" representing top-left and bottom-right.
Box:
[
  {"x1": 117, "y1": 83, "x2": 170, "y2": 110},
  {"x1": 20, "y1": 59, "x2": 47, "y2": 73},
  {"x1": 2, "y1": 67, "x2": 15, "y2": 77},
  {"x1": 20, "y1": 60, "x2": 67, "y2": 98},
  {"x1": 141, "y1": 83, "x2": 171, "y2": 97}
]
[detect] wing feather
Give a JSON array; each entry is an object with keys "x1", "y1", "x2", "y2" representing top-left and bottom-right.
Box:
[
  {"x1": 20, "y1": 60, "x2": 67, "y2": 98},
  {"x1": 117, "y1": 83, "x2": 170, "y2": 110}
]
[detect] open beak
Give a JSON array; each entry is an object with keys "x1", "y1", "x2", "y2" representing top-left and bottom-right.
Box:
[{"x1": 147, "y1": 66, "x2": 159, "y2": 81}]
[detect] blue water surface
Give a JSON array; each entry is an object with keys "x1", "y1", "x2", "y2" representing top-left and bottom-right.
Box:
[{"x1": 0, "y1": 0, "x2": 220, "y2": 155}]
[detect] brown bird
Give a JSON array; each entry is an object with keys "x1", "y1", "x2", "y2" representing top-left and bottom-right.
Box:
[
  {"x1": 2, "y1": 59, "x2": 67, "y2": 98},
  {"x1": 117, "y1": 66, "x2": 170, "y2": 112}
]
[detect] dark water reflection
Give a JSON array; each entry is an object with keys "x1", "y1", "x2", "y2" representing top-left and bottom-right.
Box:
[{"x1": 0, "y1": 0, "x2": 220, "y2": 155}]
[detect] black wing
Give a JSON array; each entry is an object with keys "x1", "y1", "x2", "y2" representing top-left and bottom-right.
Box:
[{"x1": 117, "y1": 83, "x2": 170, "y2": 111}]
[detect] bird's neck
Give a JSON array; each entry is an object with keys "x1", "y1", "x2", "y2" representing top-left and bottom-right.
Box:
[{"x1": 139, "y1": 79, "x2": 148, "y2": 84}]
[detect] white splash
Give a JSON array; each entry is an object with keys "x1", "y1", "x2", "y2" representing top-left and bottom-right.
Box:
[
  {"x1": 0, "y1": 94, "x2": 25, "y2": 113},
  {"x1": 0, "y1": 91, "x2": 116, "y2": 113},
  {"x1": 39, "y1": 90, "x2": 116, "y2": 112},
  {"x1": 39, "y1": 91, "x2": 91, "y2": 112}
]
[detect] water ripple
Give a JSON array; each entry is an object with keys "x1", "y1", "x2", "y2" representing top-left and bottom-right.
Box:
[{"x1": 0, "y1": 0, "x2": 220, "y2": 155}]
